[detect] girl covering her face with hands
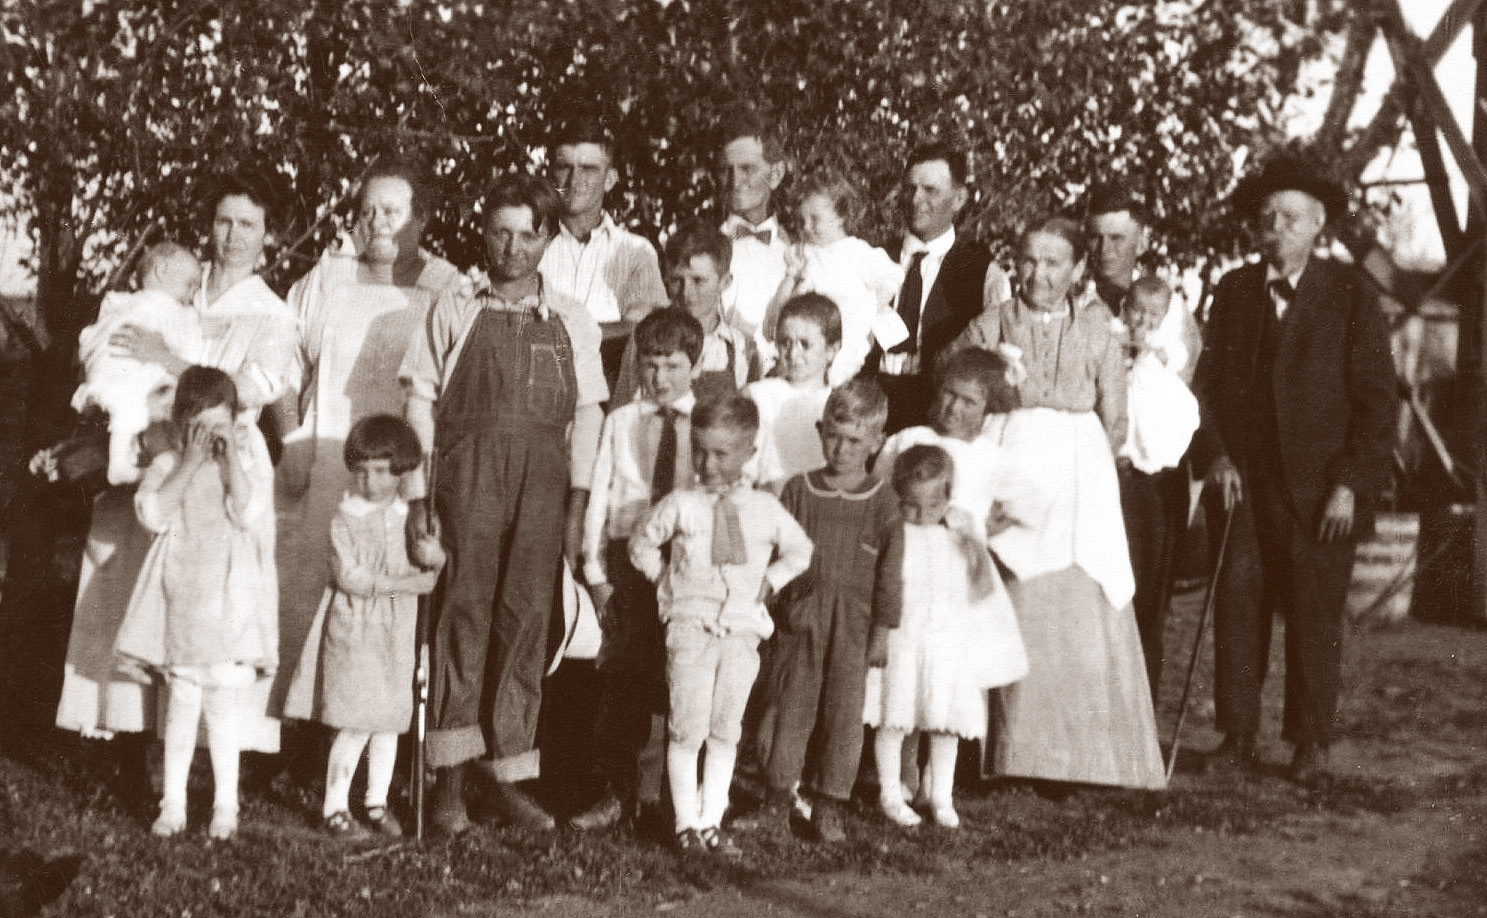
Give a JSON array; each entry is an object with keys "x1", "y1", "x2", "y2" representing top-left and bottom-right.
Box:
[{"x1": 113, "y1": 366, "x2": 280, "y2": 841}]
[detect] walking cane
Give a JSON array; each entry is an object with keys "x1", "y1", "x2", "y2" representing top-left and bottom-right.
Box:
[
  {"x1": 1165, "y1": 501, "x2": 1235, "y2": 782},
  {"x1": 411, "y1": 454, "x2": 440, "y2": 842}
]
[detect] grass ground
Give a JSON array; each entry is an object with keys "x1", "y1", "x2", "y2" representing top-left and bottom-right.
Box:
[{"x1": 2, "y1": 583, "x2": 1486, "y2": 917}]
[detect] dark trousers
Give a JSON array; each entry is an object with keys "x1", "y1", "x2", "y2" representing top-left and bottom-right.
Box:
[
  {"x1": 878, "y1": 372, "x2": 933, "y2": 435},
  {"x1": 1118, "y1": 463, "x2": 1190, "y2": 696},
  {"x1": 590, "y1": 540, "x2": 667, "y2": 805},
  {"x1": 764, "y1": 600, "x2": 870, "y2": 802},
  {"x1": 427, "y1": 427, "x2": 566, "y2": 776},
  {"x1": 1208, "y1": 464, "x2": 1353, "y2": 748}
]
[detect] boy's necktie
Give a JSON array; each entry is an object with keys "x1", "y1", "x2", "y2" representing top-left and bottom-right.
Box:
[
  {"x1": 652, "y1": 407, "x2": 679, "y2": 499},
  {"x1": 710, "y1": 491, "x2": 748, "y2": 566}
]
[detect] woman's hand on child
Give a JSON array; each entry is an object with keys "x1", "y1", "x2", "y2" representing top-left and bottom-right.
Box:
[{"x1": 866, "y1": 625, "x2": 891, "y2": 669}]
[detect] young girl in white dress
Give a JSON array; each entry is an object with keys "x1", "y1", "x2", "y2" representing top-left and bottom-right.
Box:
[
  {"x1": 766, "y1": 170, "x2": 902, "y2": 385},
  {"x1": 283, "y1": 414, "x2": 440, "y2": 836},
  {"x1": 113, "y1": 366, "x2": 278, "y2": 841},
  {"x1": 745, "y1": 293, "x2": 839, "y2": 491},
  {"x1": 864, "y1": 444, "x2": 1027, "y2": 829}
]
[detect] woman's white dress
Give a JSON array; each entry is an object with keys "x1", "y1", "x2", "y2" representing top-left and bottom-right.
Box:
[{"x1": 271, "y1": 248, "x2": 460, "y2": 716}]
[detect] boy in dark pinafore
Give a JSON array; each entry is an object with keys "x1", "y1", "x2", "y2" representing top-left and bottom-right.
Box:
[{"x1": 401, "y1": 174, "x2": 608, "y2": 834}]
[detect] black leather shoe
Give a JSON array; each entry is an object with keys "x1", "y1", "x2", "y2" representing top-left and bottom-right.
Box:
[
  {"x1": 1288, "y1": 741, "x2": 1330, "y2": 784},
  {"x1": 1203, "y1": 732, "x2": 1260, "y2": 775}
]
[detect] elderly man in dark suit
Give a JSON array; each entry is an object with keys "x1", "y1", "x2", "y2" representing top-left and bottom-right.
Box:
[
  {"x1": 1193, "y1": 155, "x2": 1396, "y2": 782},
  {"x1": 869, "y1": 141, "x2": 992, "y2": 432}
]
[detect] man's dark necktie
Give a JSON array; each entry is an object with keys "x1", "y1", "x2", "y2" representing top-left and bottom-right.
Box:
[
  {"x1": 891, "y1": 251, "x2": 928, "y2": 354},
  {"x1": 1266, "y1": 278, "x2": 1295, "y2": 316},
  {"x1": 652, "y1": 407, "x2": 679, "y2": 499}
]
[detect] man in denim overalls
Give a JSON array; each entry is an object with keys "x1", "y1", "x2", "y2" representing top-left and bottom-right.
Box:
[{"x1": 401, "y1": 174, "x2": 608, "y2": 833}]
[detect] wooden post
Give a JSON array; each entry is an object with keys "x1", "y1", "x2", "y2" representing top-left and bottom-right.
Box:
[{"x1": 1474, "y1": 3, "x2": 1487, "y2": 620}]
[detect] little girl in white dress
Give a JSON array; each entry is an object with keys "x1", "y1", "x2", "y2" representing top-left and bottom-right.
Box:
[{"x1": 864, "y1": 443, "x2": 1027, "y2": 829}]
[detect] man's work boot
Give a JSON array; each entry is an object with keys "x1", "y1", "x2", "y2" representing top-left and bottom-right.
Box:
[
  {"x1": 431, "y1": 767, "x2": 471, "y2": 837},
  {"x1": 1203, "y1": 732, "x2": 1260, "y2": 777}
]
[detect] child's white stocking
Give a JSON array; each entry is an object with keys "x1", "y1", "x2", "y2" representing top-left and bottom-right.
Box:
[
  {"x1": 325, "y1": 730, "x2": 370, "y2": 818},
  {"x1": 160, "y1": 676, "x2": 203, "y2": 817},
  {"x1": 927, "y1": 732, "x2": 960, "y2": 828},
  {"x1": 666, "y1": 744, "x2": 701, "y2": 834},
  {"x1": 364, "y1": 732, "x2": 398, "y2": 810},
  {"x1": 698, "y1": 738, "x2": 737, "y2": 830},
  {"x1": 202, "y1": 684, "x2": 242, "y2": 818},
  {"x1": 875, "y1": 728, "x2": 920, "y2": 826}
]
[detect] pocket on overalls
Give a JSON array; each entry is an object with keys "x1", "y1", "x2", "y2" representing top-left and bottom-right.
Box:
[{"x1": 523, "y1": 325, "x2": 576, "y2": 420}]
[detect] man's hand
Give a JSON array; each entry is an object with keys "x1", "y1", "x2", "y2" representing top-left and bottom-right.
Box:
[
  {"x1": 1318, "y1": 485, "x2": 1355, "y2": 543},
  {"x1": 866, "y1": 625, "x2": 891, "y2": 669},
  {"x1": 564, "y1": 489, "x2": 589, "y2": 569},
  {"x1": 1206, "y1": 455, "x2": 1244, "y2": 512}
]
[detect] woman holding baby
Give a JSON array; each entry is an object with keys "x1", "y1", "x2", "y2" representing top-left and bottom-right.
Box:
[{"x1": 55, "y1": 170, "x2": 298, "y2": 770}]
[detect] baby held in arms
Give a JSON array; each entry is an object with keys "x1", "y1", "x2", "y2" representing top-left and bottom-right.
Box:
[{"x1": 72, "y1": 242, "x2": 205, "y2": 485}]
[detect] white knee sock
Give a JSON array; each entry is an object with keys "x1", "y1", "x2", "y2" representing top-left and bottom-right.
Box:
[
  {"x1": 666, "y1": 744, "x2": 701, "y2": 834},
  {"x1": 161, "y1": 678, "x2": 204, "y2": 815},
  {"x1": 325, "y1": 731, "x2": 370, "y2": 818},
  {"x1": 364, "y1": 732, "x2": 398, "y2": 810},
  {"x1": 697, "y1": 739, "x2": 737, "y2": 830}
]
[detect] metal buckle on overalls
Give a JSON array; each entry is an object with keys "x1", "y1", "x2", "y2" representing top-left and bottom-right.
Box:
[{"x1": 533, "y1": 301, "x2": 551, "y2": 323}]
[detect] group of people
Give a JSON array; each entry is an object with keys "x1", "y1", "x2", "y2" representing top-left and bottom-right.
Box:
[{"x1": 46, "y1": 104, "x2": 1396, "y2": 857}]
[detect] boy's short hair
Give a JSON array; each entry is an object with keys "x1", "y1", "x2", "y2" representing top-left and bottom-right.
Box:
[
  {"x1": 635, "y1": 307, "x2": 705, "y2": 366},
  {"x1": 173, "y1": 365, "x2": 239, "y2": 425},
  {"x1": 1128, "y1": 275, "x2": 1173, "y2": 310},
  {"x1": 777, "y1": 293, "x2": 842, "y2": 347},
  {"x1": 692, "y1": 392, "x2": 759, "y2": 440},
  {"x1": 666, "y1": 221, "x2": 733, "y2": 276},
  {"x1": 137, "y1": 242, "x2": 198, "y2": 284},
  {"x1": 360, "y1": 157, "x2": 435, "y2": 219},
  {"x1": 344, "y1": 414, "x2": 424, "y2": 475},
  {"x1": 892, "y1": 443, "x2": 954, "y2": 499},
  {"x1": 822, "y1": 377, "x2": 889, "y2": 431},
  {"x1": 937, "y1": 347, "x2": 1018, "y2": 415},
  {"x1": 484, "y1": 173, "x2": 562, "y2": 239}
]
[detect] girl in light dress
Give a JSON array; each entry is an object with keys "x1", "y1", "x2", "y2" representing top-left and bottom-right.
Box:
[
  {"x1": 745, "y1": 293, "x2": 839, "y2": 491},
  {"x1": 864, "y1": 444, "x2": 1028, "y2": 829},
  {"x1": 766, "y1": 170, "x2": 902, "y2": 385},
  {"x1": 113, "y1": 366, "x2": 278, "y2": 841},
  {"x1": 283, "y1": 414, "x2": 440, "y2": 837}
]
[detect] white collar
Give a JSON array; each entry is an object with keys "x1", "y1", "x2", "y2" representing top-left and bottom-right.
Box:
[
  {"x1": 559, "y1": 212, "x2": 618, "y2": 243},
  {"x1": 904, "y1": 226, "x2": 956, "y2": 260},
  {"x1": 640, "y1": 392, "x2": 696, "y2": 415},
  {"x1": 338, "y1": 493, "x2": 408, "y2": 518},
  {"x1": 1265, "y1": 261, "x2": 1306, "y2": 290}
]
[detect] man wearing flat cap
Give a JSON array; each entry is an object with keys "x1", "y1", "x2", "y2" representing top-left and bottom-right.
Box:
[{"x1": 1191, "y1": 153, "x2": 1395, "y2": 782}]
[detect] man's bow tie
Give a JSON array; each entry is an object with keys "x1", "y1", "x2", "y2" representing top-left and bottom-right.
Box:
[{"x1": 731, "y1": 225, "x2": 773, "y2": 246}]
